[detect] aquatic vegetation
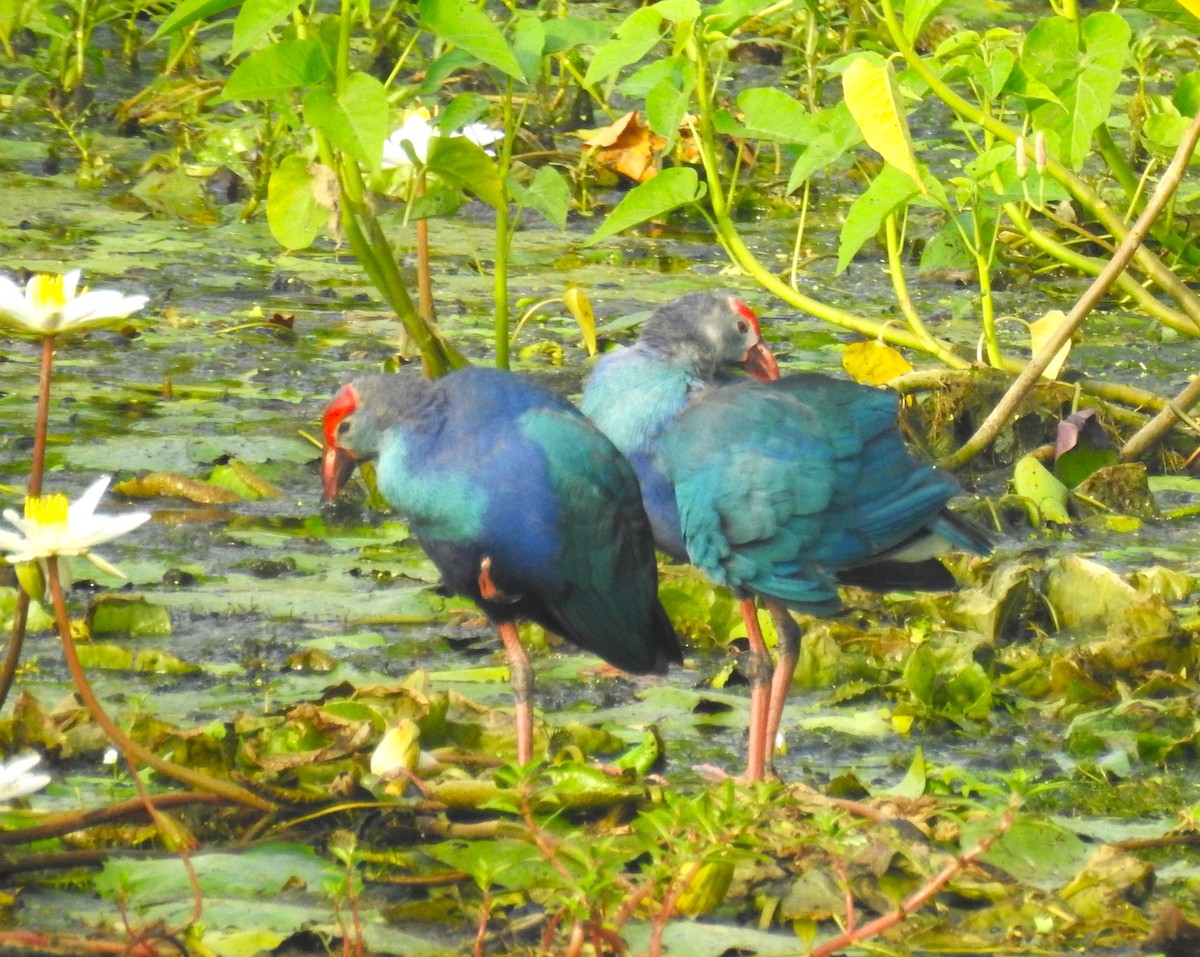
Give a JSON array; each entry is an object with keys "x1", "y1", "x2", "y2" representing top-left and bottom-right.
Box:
[{"x1": 3, "y1": 0, "x2": 1200, "y2": 954}]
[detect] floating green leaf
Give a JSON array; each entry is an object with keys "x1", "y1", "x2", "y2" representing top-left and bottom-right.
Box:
[{"x1": 87, "y1": 594, "x2": 173, "y2": 637}]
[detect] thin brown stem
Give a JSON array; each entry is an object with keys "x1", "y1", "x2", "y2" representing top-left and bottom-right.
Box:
[
  {"x1": 415, "y1": 172, "x2": 435, "y2": 328},
  {"x1": 30, "y1": 336, "x2": 53, "y2": 496},
  {"x1": 0, "y1": 791, "x2": 224, "y2": 845},
  {"x1": 0, "y1": 336, "x2": 55, "y2": 713},
  {"x1": 472, "y1": 886, "x2": 492, "y2": 957},
  {"x1": 45, "y1": 556, "x2": 276, "y2": 812},
  {"x1": 809, "y1": 803, "x2": 1017, "y2": 957}
]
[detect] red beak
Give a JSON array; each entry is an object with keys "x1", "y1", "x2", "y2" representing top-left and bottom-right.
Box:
[
  {"x1": 743, "y1": 339, "x2": 780, "y2": 382},
  {"x1": 322, "y1": 446, "x2": 358, "y2": 501}
]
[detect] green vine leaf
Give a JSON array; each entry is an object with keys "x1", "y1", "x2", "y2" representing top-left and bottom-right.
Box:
[
  {"x1": 267, "y1": 154, "x2": 335, "y2": 251},
  {"x1": 583, "y1": 167, "x2": 706, "y2": 246},
  {"x1": 418, "y1": 0, "x2": 524, "y2": 80},
  {"x1": 221, "y1": 38, "x2": 328, "y2": 101},
  {"x1": 303, "y1": 73, "x2": 388, "y2": 174},
  {"x1": 230, "y1": 0, "x2": 304, "y2": 59},
  {"x1": 836, "y1": 165, "x2": 920, "y2": 274}
]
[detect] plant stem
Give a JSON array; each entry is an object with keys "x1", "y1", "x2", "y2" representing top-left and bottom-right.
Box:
[
  {"x1": 878, "y1": 0, "x2": 1200, "y2": 328},
  {"x1": 689, "y1": 37, "x2": 970, "y2": 367},
  {"x1": 493, "y1": 81, "x2": 517, "y2": 370},
  {"x1": 942, "y1": 106, "x2": 1200, "y2": 468},
  {"x1": 415, "y1": 172, "x2": 435, "y2": 327},
  {"x1": 1002, "y1": 201, "x2": 1200, "y2": 336},
  {"x1": 1120, "y1": 374, "x2": 1200, "y2": 463},
  {"x1": 0, "y1": 336, "x2": 55, "y2": 714},
  {"x1": 46, "y1": 556, "x2": 276, "y2": 812},
  {"x1": 883, "y1": 213, "x2": 942, "y2": 353},
  {"x1": 30, "y1": 336, "x2": 52, "y2": 497},
  {"x1": 337, "y1": 162, "x2": 467, "y2": 375},
  {"x1": 974, "y1": 242, "x2": 1001, "y2": 367}
]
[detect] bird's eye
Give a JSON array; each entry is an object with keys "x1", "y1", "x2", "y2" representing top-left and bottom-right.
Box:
[
  {"x1": 736, "y1": 320, "x2": 749, "y2": 334},
  {"x1": 337, "y1": 420, "x2": 351, "y2": 435}
]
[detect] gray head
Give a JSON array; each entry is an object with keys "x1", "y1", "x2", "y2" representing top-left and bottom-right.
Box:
[
  {"x1": 638, "y1": 291, "x2": 778, "y2": 381},
  {"x1": 321, "y1": 370, "x2": 438, "y2": 499}
]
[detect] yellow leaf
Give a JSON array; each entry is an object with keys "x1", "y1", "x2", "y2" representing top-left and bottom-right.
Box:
[
  {"x1": 1176, "y1": 0, "x2": 1200, "y2": 17},
  {"x1": 842, "y1": 57, "x2": 926, "y2": 193},
  {"x1": 841, "y1": 340, "x2": 913, "y2": 385},
  {"x1": 1028, "y1": 309, "x2": 1072, "y2": 380},
  {"x1": 370, "y1": 720, "x2": 421, "y2": 777},
  {"x1": 114, "y1": 472, "x2": 240, "y2": 504},
  {"x1": 675, "y1": 861, "x2": 735, "y2": 918},
  {"x1": 563, "y1": 285, "x2": 597, "y2": 356}
]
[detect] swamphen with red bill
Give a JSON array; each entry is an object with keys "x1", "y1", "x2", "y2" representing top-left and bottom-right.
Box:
[
  {"x1": 581, "y1": 292, "x2": 991, "y2": 780},
  {"x1": 322, "y1": 368, "x2": 681, "y2": 765}
]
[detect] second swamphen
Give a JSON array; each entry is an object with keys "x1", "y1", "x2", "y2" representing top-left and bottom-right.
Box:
[
  {"x1": 322, "y1": 368, "x2": 681, "y2": 764},
  {"x1": 581, "y1": 291, "x2": 992, "y2": 780}
]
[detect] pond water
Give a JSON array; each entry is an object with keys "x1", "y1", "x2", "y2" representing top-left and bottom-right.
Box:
[
  {"x1": 3, "y1": 93, "x2": 1200, "y2": 956},
  {"x1": 2, "y1": 120, "x2": 1196, "y2": 772}
]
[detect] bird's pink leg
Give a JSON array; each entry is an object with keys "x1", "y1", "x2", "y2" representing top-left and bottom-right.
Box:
[
  {"x1": 740, "y1": 597, "x2": 771, "y2": 782},
  {"x1": 496, "y1": 622, "x2": 534, "y2": 765},
  {"x1": 764, "y1": 604, "x2": 801, "y2": 775},
  {"x1": 480, "y1": 558, "x2": 534, "y2": 765}
]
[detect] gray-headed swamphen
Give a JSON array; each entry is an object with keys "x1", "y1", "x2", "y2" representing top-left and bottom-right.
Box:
[
  {"x1": 322, "y1": 368, "x2": 682, "y2": 764},
  {"x1": 581, "y1": 292, "x2": 991, "y2": 779}
]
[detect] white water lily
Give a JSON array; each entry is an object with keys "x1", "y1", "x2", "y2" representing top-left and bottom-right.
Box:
[
  {"x1": 0, "y1": 269, "x2": 148, "y2": 338},
  {"x1": 0, "y1": 753, "x2": 51, "y2": 801},
  {"x1": 381, "y1": 108, "x2": 504, "y2": 170},
  {"x1": 0, "y1": 476, "x2": 151, "y2": 581}
]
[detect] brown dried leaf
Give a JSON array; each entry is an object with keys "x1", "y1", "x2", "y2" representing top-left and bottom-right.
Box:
[{"x1": 577, "y1": 111, "x2": 666, "y2": 183}]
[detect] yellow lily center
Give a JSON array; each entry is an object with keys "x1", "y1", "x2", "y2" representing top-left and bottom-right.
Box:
[
  {"x1": 24, "y1": 493, "x2": 69, "y2": 527},
  {"x1": 29, "y1": 274, "x2": 68, "y2": 311}
]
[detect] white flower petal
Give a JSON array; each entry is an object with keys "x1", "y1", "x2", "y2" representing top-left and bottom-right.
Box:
[
  {"x1": 61, "y1": 269, "x2": 82, "y2": 300},
  {"x1": 84, "y1": 550, "x2": 128, "y2": 579},
  {"x1": 0, "y1": 271, "x2": 146, "y2": 337},
  {"x1": 61, "y1": 290, "x2": 148, "y2": 327},
  {"x1": 460, "y1": 123, "x2": 504, "y2": 148},
  {"x1": 70, "y1": 476, "x2": 112, "y2": 519},
  {"x1": 72, "y1": 512, "x2": 151, "y2": 550},
  {"x1": 0, "y1": 753, "x2": 50, "y2": 800},
  {"x1": 382, "y1": 114, "x2": 436, "y2": 168},
  {"x1": 0, "y1": 288, "x2": 43, "y2": 331},
  {"x1": 0, "y1": 771, "x2": 51, "y2": 800},
  {"x1": 0, "y1": 753, "x2": 42, "y2": 782},
  {"x1": 0, "y1": 530, "x2": 31, "y2": 556},
  {"x1": 0, "y1": 476, "x2": 149, "y2": 562},
  {"x1": 0, "y1": 275, "x2": 27, "y2": 313}
]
